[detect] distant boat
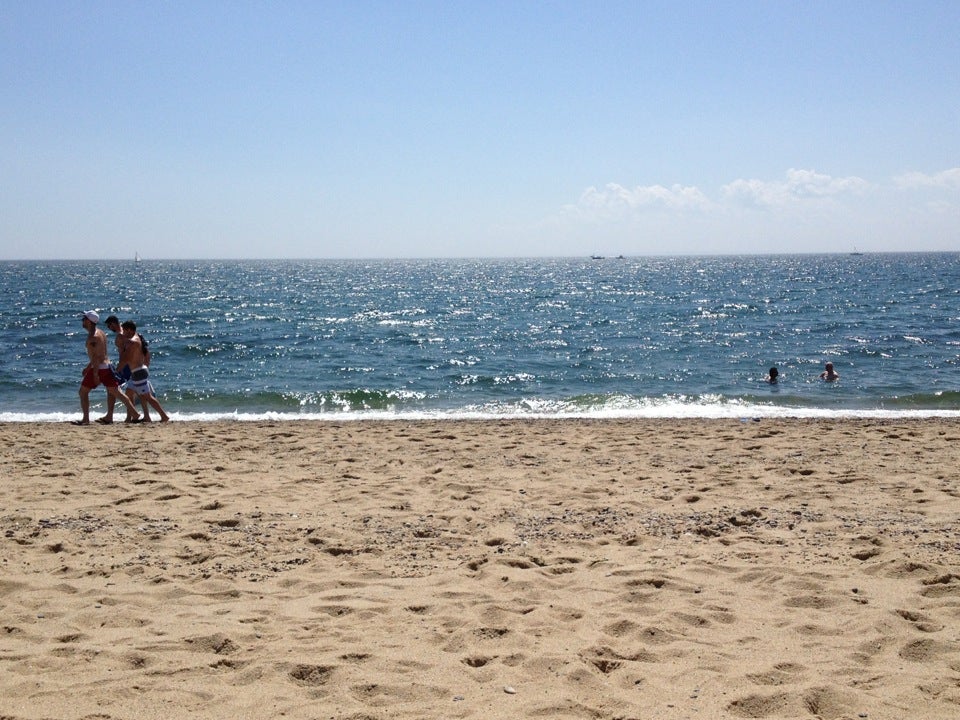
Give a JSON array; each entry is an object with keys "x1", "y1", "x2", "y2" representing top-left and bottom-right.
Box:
[
  {"x1": 590, "y1": 254, "x2": 604, "y2": 260},
  {"x1": 135, "y1": 252, "x2": 142, "y2": 263},
  {"x1": 850, "y1": 246, "x2": 863, "y2": 256}
]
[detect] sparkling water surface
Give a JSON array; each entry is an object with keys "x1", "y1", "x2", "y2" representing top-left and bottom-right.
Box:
[{"x1": 1, "y1": 254, "x2": 958, "y2": 420}]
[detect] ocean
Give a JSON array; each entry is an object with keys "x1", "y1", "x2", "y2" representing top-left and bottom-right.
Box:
[{"x1": 1, "y1": 253, "x2": 958, "y2": 421}]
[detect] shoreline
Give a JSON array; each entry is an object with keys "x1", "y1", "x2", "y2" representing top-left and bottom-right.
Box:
[
  {"x1": 2, "y1": 418, "x2": 959, "y2": 718},
  {"x1": 3, "y1": 405, "x2": 960, "y2": 424}
]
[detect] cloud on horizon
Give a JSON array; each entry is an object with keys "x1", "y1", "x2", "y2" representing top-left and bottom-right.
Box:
[
  {"x1": 572, "y1": 183, "x2": 712, "y2": 218},
  {"x1": 547, "y1": 168, "x2": 959, "y2": 254},
  {"x1": 893, "y1": 168, "x2": 960, "y2": 190},
  {"x1": 565, "y1": 168, "x2": 958, "y2": 222},
  {"x1": 721, "y1": 169, "x2": 871, "y2": 209}
]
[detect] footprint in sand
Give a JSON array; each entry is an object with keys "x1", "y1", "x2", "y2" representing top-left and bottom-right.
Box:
[
  {"x1": 186, "y1": 633, "x2": 238, "y2": 655},
  {"x1": 745, "y1": 662, "x2": 807, "y2": 686},
  {"x1": 288, "y1": 663, "x2": 335, "y2": 686},
  {"x1": 895, "y1": 608, "x2": 944, "y2": 633},
  {"x1": 728, "y1": 687, "x2": 856, "y2": 719},
  {"x1": 899, "y1": 637, "x2": 954, "y2": 662}
]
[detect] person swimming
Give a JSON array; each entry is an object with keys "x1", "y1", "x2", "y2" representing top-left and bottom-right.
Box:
[
  {"x1": 765, "y1": 367, "x2": 779, "y2": 384},
  {"x1": 819, "y1": 362, "x2": 839, "y2": 382}
]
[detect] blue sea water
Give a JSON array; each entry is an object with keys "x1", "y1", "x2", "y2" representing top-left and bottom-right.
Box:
[{"x1": 1, "y1": 254, "x2": 959, "y2": 421}]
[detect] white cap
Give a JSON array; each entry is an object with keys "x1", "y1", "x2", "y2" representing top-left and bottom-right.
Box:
[{"x1": 83, "y1": 310, "x2": 99, "y2": 324}]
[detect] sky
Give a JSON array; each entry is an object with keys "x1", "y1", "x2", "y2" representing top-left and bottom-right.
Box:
[{"x1": 1, "y1": 1, "x2": 958, "y2": 260}]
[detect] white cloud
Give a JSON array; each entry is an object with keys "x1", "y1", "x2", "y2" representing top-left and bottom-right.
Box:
[
  {"x1": 570, "y1": 182, "x2": 712, "y2": 220},
  {"x1": 893, "y1": 168, "x2": 960, "y2": 190},
  {"x1": 566, "y1": 169, "x2": 875, "y2": 223},
  {"x1": 721, "y1": 169, "x2": 871, "y2": 209},
  {"x1": 551, "y1": 167, "x2": 958, "y2": 255}
]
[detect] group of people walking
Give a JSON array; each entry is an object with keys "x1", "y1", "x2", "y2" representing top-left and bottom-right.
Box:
[{"x1": 73, "y1": 310, "x2": 169, "y2": 425}]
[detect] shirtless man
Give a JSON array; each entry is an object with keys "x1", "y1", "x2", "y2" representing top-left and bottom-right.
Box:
[
  {"x1": 121, "y1": 320, "x2": 169, "y2": 422},
  {"x1": 819, "y1": 362, "x2": 840, "y2": 382},
  {"x1": 104, "y1": 315, "x2": 138, "y2": 422},
  {"x1": 105, "y1": 316, "x2": 131, "y2": 378},
  {"x1": 76, "y1": 311, "x2": 141, "y2": 425}
]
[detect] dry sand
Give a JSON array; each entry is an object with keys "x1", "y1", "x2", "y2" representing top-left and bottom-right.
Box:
[{"x1": 1, "y1": 418, "x2": 959, "y2": 720}]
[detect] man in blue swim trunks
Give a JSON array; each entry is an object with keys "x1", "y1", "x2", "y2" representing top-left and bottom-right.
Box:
[
  {"x1": 104, "y1": 315, "x2": 139, "y2": 422},
  {"x1": 105, "y1": 315, "x2": 131, "y2": 380}
]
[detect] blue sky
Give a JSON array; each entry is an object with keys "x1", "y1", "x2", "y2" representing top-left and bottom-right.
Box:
[{"x1": 2, "y1": 1, "x2": 958, "y2": 259}]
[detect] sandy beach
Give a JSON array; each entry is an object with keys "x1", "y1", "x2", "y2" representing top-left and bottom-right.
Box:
[{"x1": 1, "y1": 418, "x2": 959, "y2": 719}]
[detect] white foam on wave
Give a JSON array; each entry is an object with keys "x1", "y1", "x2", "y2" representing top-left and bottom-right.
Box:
[{"x1": 4, "y1": 404, "x2": 960, "y2": 423}]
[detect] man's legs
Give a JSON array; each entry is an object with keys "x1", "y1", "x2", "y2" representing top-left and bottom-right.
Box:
[
  {"x1": 102, "y1": 393, "x2": 117, "y2": 422},
  {"x1": 143, "y1": 393, "x2": 168, "y2": 422},
  {"x1": 126, "y1": 387, "x2": 144, "y2": 421},
  {"x1": 102, "y1": 367, "x2": 133, "y2": 422},
  {"x1": 78, "y1": 385, "x2": 92, "y2": 424},
  {"x1": 107, "y1": 386, "x2": 140, "y2": 422}
]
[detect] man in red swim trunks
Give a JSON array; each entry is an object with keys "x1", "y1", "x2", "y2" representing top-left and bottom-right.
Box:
[{"x1": 75, "y1": 310, "x2": 141, "y2": 425}]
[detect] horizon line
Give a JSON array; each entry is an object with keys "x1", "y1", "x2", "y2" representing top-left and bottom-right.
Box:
[{"x1": 1, "y1": 249, "x2": 957, "y2": 263}]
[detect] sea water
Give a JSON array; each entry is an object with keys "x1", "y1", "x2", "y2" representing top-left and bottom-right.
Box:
[{"x1": 1, "y1": 254, "x2": 958, "y2": 421}]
